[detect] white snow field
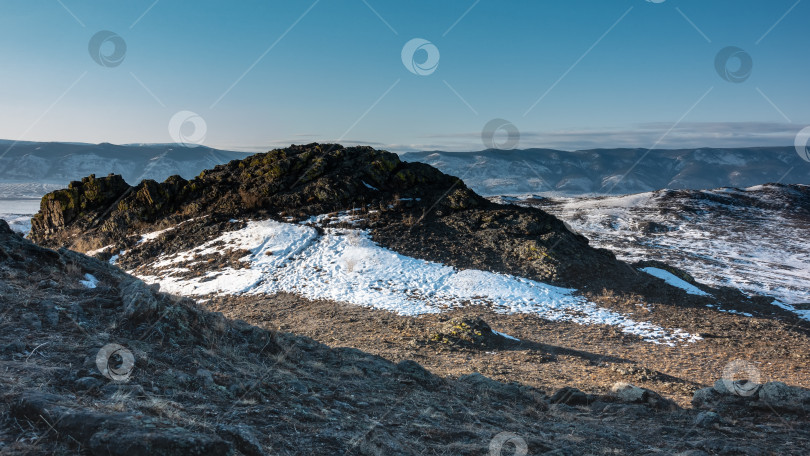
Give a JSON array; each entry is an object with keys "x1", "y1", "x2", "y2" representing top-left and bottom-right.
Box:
[{"x1": 134, "y1": 218, "x2": 700, "y2": 345}]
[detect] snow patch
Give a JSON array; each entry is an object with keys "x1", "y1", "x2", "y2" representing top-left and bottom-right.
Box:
[
  {"x1": 137, "y1": 219, "x2": 701, "y2": 345},
  {"x1": 492, "y1": 330, "x2": 520, "y2": 341},
  {"x1": 79, "y1": 273, "x2": 99, "y2": 289},
  {"x1": 640, "y1": 267, "x2": 710, "y2": 296}
]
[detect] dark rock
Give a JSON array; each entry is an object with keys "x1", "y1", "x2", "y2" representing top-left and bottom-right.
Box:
[
  {"x1": 288, "y1": 380, "x2": 308, "y2": 395},
  {"x1": 101, "y1": 383, "x2": 146, "y2": 398},
  {"x1": 757, "y1": 381, "x2": 810, "y2": 413},
  {"x1": 611, "y1": 382, "x2": 678, "y2": 410},
  {"x1": 120, "y1": 279, "x2": 162, "y2": 321},
  {"x1": 12, "y1": 392, "x2": 129, "y2": 442},
  {"x1": 691, "y1": 387, "x2": 720, "y2": 408},
  {"x1": 21, "y1": 312, "x2": 42, "y2": 330},
  {"x1": 38, "y1": 279, "x2": 59, "y2": 289},
  {"x1": 694, "y1": 411, "x2": 720, "y2": 427},
  {"x1": 550, "y1": 387, "x2": 593, "y2": 406},
  {"x1": 29, "y1": 173, "x2": 130, "y2": 246},
  {"x1": 39, "y1": 300, "x2": 60, "y2": 327},
  {"x1": 67, "y1": 302, "x2": 89, "y2": 325},
  {"x1": 675, "y1": 451, "x2": 710, "y2": 456},
  {"x1": 88, "y1": 427, "x2": 231, "y2": 456},
  {"x1": 713, "y1": 378, "x2": 760, "y2": 398},
  {"x1": 216, "y1": 424, "x2": 265, "y2": 456},
  {"x1": 638, "y1": 221, "x2": 671, "y2": 234},
  {"x1": 2, "y1": 340, "x2": 26, "y2": 354},
  {"x1": 75, "y1": 376, "x2": 104, "y2": 391},
  {"x1": 195, "y1": 369, "x2": 215, "y2": 387},
  {"x1": 14, "y1": 391, "x2": 229, "y2": 455}
]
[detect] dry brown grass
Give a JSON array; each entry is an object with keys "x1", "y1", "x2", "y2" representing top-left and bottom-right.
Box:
[{"x1": 71, "y1": 236, "x2": 102, "y2": 253}]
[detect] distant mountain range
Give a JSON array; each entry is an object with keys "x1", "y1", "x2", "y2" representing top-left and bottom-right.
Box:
[
  {"x1": 400, "y1": 147, "x2": 808, "y2": 196},
  {"x1": 0, "y1": 141, "x2": 807, "y2": 199},
  {"x1": 0, "y1": 141, "x2": 249, "y2": 196}
]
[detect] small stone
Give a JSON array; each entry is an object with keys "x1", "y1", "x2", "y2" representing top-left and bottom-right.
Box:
[
  {"x1": 612, "y1": 382, "x2": 648, "y2": 402},
  {"x1": 75, "y1": 376, "x2": 104, "y2": 391},
  {"x1": 694, "y1": 411, "x2": 720, "y2": 427},
  {"x1": 21, "y1": 312, "x2": 42, "y2": 330},
  {"x1": 101, "y1": 383, "x2": 146, "y2": 398},
  {"x1": 2, "y1": 341, "x2": 26, "y2": 354},
  {"x1": 196, "y1": 368, "x2": 215, "y2": 387},
  {"x1": 691, "y1": 387, "x2": 719, "y2": 408},
  {"x1": 288, "y1": 381, "x2": 308, "y2": 395}
]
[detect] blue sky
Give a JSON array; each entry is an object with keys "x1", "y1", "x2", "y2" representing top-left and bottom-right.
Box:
[{"x1": 0, "y1": 0, "x2": 807, "y2": 152}]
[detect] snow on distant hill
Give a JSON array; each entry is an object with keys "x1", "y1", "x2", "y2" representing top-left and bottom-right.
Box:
[
  {"x1": 508, "y1": 184, "x2": 810, "y2": 318},
  {"x1": 0, "y1": 141, "x2": 249, "y2": 195},
  {"x1": 401, "y1": 147, "x2": 808, "y2": 196}
]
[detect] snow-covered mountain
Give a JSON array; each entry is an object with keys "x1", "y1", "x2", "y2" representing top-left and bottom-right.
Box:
[
  {"x1": 401, "y1": 147, "x2": 808, "y2": 196},
  {"x1": 0, "y1": 141, "x2": 249, "y2": 197}
]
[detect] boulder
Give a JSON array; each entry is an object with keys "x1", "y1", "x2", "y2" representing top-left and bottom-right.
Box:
[
  {"x1": 611, "y1": 382, "x2": 678, "y2": 410},
  {"x1": 694, "y1": 411, "x2": 720, "y2": 427},
  {"x1": 713, "y1": 378, "x2": 760, "y2": 397},
  {"x1": 757, "y1": 382, "x2": 810, "y2": 413},
  {"x1": 429, "y1": 317, "x2": 502, "y2": 349},
  {"x1": 550, "y1": 387, "x2": 594, "y2": 406},
  {"x1": 120, "y1": 279, "x2": 162, "y2": 321}
]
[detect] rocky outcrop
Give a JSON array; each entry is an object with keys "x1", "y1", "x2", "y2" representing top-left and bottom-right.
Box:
[
  {"x1": 12, "y1": 393, "x2": 231, "y2": 456},
  {"x1": 28, "y1": 144, "x2": 484, "y2": 247},
  {"x1": 29, "y1": 173, "x2": 129, "y2": 245}
]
